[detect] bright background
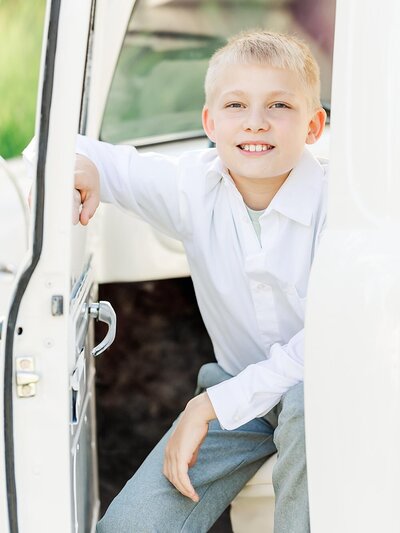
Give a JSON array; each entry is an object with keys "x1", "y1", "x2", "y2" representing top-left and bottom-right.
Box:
[{"x1": 0, "y1": 0, "x2": 46, "y2": 159}]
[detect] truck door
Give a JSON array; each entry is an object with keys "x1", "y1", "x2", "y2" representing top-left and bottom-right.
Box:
[{"x1": 1, "y1": 1, "x2": 117, "y2": 532}]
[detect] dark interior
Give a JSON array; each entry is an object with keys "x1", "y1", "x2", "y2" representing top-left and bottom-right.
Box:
[{"x1": 95, "y1": 277, "x2": 232, "y2": 532}]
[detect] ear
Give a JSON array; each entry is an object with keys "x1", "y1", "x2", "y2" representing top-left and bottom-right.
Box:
[
  {"x1": 305, "y1": 107, "x2": 327, "y2": 145},
  {"x1": 202, "y1": 105, "x2": 216, "y2": 143}
]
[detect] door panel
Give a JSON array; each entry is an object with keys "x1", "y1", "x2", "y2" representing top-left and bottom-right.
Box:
[
  {"x1": 1, "y1": 1, "x2": 115, "y2": 532},
  {"x1": 70, "y1": 272, "x2": 100, "y2": 532}
]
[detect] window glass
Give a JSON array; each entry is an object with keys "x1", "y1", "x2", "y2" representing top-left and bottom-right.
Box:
[{"x1": 101, "y1": 0, "x2": 335, "y2": 145}]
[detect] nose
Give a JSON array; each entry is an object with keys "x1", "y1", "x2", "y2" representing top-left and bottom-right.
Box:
[{"x1": 243, "y1": 107, "x2": 270, "y2": 132}]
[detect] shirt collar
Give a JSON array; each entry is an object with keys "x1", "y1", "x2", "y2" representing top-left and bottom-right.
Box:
[
  {"x1": 266, "y1": 148, "x2": 325, "y2": 226},
  {"x1": 205, "y1": 154, "x2": 225, "y2": 193},
  {"x1": 205, "y1": 147, "x2": 325, "y2": 226}
]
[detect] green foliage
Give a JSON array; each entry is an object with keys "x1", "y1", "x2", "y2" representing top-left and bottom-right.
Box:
[{"x1": 0, "y1": 0, "x2": 46, "y2": 159}]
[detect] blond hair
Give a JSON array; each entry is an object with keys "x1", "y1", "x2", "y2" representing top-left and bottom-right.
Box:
[{"x1": 205, "y1": 30, "x2": 321, "y2": 110}]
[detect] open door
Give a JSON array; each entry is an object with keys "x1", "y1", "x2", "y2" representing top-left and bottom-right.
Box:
[
  {"x1": 1, "y1": 1, "x2": 116, "y2": 532},
  {"x1": 305, "y1": 0, "x2": 400, "y2": 531}
]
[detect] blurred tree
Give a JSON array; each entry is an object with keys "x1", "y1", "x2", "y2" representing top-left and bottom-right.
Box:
[{"x1": 0, "y1": 0, "x2": 46, "y2": 159}]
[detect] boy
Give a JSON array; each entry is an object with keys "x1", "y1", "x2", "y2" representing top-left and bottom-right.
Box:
[{"x1": 73, "y1": 30, "x2": 327, "y2": 532}]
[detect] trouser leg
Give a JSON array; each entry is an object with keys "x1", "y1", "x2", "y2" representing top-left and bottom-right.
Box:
[
  {"x1": 97, "y1": 416, "x2": 276, "y2": 533},
  {"x1": 272, "y1": 382, "x2": 309, "y2": 533},
  {"x1": 97, "y1": 363, "x2": 277, "y2": 533}
]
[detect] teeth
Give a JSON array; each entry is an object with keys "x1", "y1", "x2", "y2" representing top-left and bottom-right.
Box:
[{"x1": 240, "y1": 144, "x2": 272, "y2": 152}]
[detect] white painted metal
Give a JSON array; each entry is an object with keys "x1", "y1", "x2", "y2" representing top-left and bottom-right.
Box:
[
  {"x1": 305, "y1": 1, "x2": 400, "y2": 532},
  {"x1": 8, "y1": 1, "x2": 95, "y2": 531}
]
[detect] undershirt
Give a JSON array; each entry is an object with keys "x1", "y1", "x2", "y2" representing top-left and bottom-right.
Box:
[{"x1": 245, "y1": 206, "x2": 265, "y2": 246}]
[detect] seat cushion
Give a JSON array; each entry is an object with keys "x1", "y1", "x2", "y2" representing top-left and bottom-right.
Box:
[{"x1": 236, "y1": 453, "x2": 277, "y2": 498}]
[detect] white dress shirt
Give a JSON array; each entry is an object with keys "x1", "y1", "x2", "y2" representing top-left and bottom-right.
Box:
[{"x1": 75, "y1": 135, "x2": 328, "y2": 430}]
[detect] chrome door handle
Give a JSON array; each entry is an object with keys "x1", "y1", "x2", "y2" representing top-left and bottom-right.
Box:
[{"x1": 88, "y1": 301, "x2": 117, "y2": 357}]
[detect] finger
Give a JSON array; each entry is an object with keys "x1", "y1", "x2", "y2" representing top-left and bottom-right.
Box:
[
  {"x1": 79, "y1": 193, "x2": 99, "y2": 225},
  {"x1": 165, "y1": 451, "x2": 197, "y2": 501},
  {"x1": 174, "y1": 460, "x2": 199, "y2": 502},
  {"x1": 165, "y1": 453, "x2": 183, "y2": 494}
]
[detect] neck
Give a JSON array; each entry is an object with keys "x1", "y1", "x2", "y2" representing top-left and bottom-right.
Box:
[{"x1": 231, "y1": 172, "x2": 290, "y2": 210}]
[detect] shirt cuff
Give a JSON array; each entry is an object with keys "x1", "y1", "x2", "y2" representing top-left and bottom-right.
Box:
[
  {"x1": 207, "y1": 378, "x2": 250, "y2": 430},
  {"x1": 207, "y1": 330, "x2": 305, "y2": 430},
  {"x1": 207, "y1": 370, "x2": 283, "y2": 430}
]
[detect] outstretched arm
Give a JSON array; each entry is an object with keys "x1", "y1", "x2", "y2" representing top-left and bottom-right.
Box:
[{"x1": 75, "y1": 135, "x2": 188, "y2": 240}]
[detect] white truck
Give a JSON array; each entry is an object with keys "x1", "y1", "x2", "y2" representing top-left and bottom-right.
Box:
[{"x1": 2, "y1": 0, "x2": 398, "y2": 531}]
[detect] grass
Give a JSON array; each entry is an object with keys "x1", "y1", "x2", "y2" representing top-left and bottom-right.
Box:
[{"x1": 0, "y1": 0, "x2": 46, "y2": 159}]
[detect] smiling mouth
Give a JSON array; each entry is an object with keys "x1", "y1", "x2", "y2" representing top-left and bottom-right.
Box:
[{"x1": 238, "y1": 144, "x2": 275, "y2": 152}]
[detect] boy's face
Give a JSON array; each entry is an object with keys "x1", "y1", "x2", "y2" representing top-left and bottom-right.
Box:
[{"x1": 202, "y1": 63, "x2": 326, "y2": 185}]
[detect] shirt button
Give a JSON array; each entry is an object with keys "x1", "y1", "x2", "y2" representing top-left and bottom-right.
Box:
[{"x1": 256, "y1": 283, "x2": 267, "y2": 291}]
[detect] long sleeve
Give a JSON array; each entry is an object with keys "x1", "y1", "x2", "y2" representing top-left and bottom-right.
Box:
[
  {"x1": 207, "y1": 328, "x2": 304, "y2": 430},
  {"x1": 75, "y1": 135, "x2": 189, "y2": 240}
]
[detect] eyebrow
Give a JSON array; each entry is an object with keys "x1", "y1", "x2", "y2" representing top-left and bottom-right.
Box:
[{"x1": 220, "y1": 90, "x2": 298, "y2": 99}]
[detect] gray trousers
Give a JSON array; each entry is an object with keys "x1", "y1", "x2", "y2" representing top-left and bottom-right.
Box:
[{"x1": 97, "y1": 363, "x2": 309, "y2": 533}]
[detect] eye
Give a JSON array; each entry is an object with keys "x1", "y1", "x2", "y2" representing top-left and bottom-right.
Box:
[
  {"x1": 225, "y1": 102, "x2": 245, "y2": 109},
  {"x1": 270, "y1": 102, "x2": 290, "y2": 109}
]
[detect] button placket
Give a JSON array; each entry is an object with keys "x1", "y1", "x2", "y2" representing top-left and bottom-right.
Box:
[
  {"x1": 250, "y1": 280, "x2": 280, "y2": 343},
  {"x1": 226, "y1": 185, "x2": 260, "y2": 256}
]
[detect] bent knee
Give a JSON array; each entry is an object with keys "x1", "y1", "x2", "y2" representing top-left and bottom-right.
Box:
[
  {"x1": 281, "y1": 382, "x2": 304, "y2": 421},
  {"x1": 274, "y1": 383, "x2": 305, "y2": 450}
]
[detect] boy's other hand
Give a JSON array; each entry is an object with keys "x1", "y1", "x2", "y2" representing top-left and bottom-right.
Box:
[
  {"x1": 74, "y1": 154, "x2": 100, "y2": 225},
  {"x1": 163, "y1": 392, "x2": 216, "y2": 502}
]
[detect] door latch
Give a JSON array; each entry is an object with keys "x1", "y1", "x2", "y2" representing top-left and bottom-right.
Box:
[
  {"x1": 16, "y1": 357, "x2": 40, "y2": 398},
  {"x1": 88, "y1": 301, "x2": 117, "y2": 357}
]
